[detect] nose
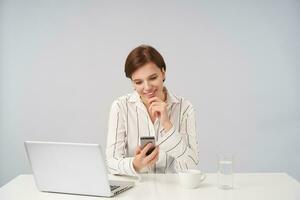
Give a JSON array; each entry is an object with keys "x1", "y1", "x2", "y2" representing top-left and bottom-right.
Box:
[{"x1": 144, "y1": 81, "x2": 151, "y2": 91}]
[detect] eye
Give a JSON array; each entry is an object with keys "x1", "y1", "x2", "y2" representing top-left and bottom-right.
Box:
[
  {"x1": 135, "y1": 81, "x2": 142, "y2": 85},
  {"x1": 149, "y1": 76, "x2": 157, "y2": 80}
]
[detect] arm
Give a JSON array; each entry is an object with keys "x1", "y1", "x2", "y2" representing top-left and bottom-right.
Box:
[
  {"x1": 105, "y1": 100, "x2": 138, "y2": 176},
  {"x1": 157, "y1": 105, "x2": 199, "y2": 171}
]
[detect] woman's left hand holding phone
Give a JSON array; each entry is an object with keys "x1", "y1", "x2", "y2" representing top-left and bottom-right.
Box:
[{"x1": 133, "y1": 143, "x2": 159, "y2": 172}]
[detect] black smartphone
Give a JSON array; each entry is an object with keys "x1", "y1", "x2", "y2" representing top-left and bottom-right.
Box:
[{"x1": 140, "y1": 136, "x2": 156, "y2": 156}]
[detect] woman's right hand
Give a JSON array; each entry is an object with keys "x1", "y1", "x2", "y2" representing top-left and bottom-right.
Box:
[{"x1": 133, "y1": 143, "x2": 159, "y2": 172}]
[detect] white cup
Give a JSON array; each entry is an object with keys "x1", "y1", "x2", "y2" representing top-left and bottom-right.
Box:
[{"x1": 178, "y1": 169, "x2": 206, "y2": 189}]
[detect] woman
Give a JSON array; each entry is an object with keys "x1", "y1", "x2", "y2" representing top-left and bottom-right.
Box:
[{"x1": 106, "y1": 45, "x2": 199, "y2": 176}]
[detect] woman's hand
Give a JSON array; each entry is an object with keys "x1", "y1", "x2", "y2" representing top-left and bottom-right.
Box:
[
  {"x1": 148, "y1": 97, "x2": 172, "y2": 131},
  {"x1": 133, "y1": 143, "x2": 159, "y2": 172}
]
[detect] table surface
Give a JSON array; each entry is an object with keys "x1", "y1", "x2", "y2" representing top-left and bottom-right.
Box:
[{"x1": 0, "y1": 173, "x2": 299, "y2": 200}]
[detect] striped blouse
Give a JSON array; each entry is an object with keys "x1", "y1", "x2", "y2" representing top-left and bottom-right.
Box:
[{"x1": 106, "y1": 88, "x2": 199, "y2": 176}]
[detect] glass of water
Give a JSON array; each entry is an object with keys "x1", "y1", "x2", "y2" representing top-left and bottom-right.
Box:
[{"x1": 218, "y1": 153, "x2": 234, "y2": 189}]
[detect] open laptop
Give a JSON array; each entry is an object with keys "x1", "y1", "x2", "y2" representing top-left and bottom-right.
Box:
[{"x1": 24, "y1": 141, "x2": 134, "y2": 197}]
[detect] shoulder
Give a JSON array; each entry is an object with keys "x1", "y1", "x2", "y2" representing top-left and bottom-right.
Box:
[
  {"x1": 168, "y1": 90, "x2": 194, "y2": 108},
  {"x1": 169, "y1": 91, "x2": 195, "y2": 116},
  {"x1": 110, "y1": 92, "x2": 133, "y2": 111},
  {"x1": 179, "y1": 97, "x2": 193, "y2": 107},
  {"x1": 179, "y1": 97, "x2": 195, "y2": 115},
  {"x1": 113, "y1": 93, "x2": 132, "y2": 104}
]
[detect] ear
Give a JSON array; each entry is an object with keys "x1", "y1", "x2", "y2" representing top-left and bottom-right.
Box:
[
  {"x1": 131, "y1": 80, "x2": 136, "y2": 90},
  {"x1": 162, "y1": 69, "x2": 166, "y2": 82}
]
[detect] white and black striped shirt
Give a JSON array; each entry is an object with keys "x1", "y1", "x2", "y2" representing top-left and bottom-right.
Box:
[{"x1": 106, "y1": 88, "x2": 199, "y2": 176}]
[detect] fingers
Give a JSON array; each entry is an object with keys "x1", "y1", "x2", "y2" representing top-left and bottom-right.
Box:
[
  {"x1": 144, "y1": 146, "x2": 159, "y2": 164},
  {"x1": 148, "y1": 97, "x2": 163, "y2": 105},
  {"x1": 149, "y1": 102, "x2": 161, "y2": 106},
  {"x1": 148, "y1": 102, "x2": 162, "y2": 111},
  {"x1": 149, "y1": 103, "x2": 162, "y2": 118},
  {"x1": 140, "y1": 143, "x2": 153, "y2": 156},
  {"x1": 149, "y1": 108, "x2": 160, "y2": 118},
  {"x1": 135, "y1": 146, "x2": 142, "y2": 155},
  {"x1": 148, "y1": 153, "x2": 159, "y2": 166},
  {"x1": 148, "y1": 103, "x2": 161, "y2": 112},
  {"x1": 135, "y1": 145, "x2": 159, "y2": 170}
]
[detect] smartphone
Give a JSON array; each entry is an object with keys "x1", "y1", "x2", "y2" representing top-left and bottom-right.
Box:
[{"x1": 140, "y1": 136, "x2": 156, "y2": 156}]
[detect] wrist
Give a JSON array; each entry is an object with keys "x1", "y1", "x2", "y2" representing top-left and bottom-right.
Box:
[
  {"x1": 162, "y1": 121, "x2": 172, "y2": 132},
  {"x1": 133, "y1": 158, "x2": 141, "y2": 172}
]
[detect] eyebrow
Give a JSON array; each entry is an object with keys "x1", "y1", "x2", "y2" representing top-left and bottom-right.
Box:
[{"x1": 132, "y1": 73, "x2": 158, "y2": 82}]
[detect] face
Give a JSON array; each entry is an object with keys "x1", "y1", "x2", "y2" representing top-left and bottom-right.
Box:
[{"x1": 131, "y1": 62, "x2": 165, "y2": 102}]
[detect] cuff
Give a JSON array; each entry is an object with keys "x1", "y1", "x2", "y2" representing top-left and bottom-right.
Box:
[{"x1": 129, "y1": 157, "x2": 140, "y2": 176}]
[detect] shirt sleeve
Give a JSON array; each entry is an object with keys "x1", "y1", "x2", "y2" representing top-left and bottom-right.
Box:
[
  {"x1": 156, "y1": 104, "x2": 199, "y2": 171},
  {"x1": 105, "y1": 100, "x2": 138, "y2": 176}
]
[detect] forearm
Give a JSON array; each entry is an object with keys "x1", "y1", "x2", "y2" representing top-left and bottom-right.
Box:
[
  {"x1": 157, "y1": 123, "x2": 199, "y2": 170},
  {"x1": 106, "y1": 154, "x2": 138, "y2": 176}
]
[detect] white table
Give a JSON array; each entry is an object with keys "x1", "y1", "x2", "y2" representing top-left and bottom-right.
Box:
[{"x1": 0, "y1": 173, "x2": 299, "y2": 200}]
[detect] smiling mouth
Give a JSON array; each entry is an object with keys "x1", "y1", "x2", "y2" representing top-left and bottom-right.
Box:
[{"x1": 144, "y1": 90, "x2": 156, "y2": 98}]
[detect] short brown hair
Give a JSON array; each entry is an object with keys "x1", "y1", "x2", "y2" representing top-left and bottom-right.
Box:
[{"x1": 124, "y1": 45, "x2": 166, "y2": 79}]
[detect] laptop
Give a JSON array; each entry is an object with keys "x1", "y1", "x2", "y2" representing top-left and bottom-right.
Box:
[{"x1": 24, "y1": 141, "x2": 134, "y2": 197}]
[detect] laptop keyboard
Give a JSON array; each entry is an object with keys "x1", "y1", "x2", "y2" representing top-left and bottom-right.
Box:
[{"x1": 110, "y1": 185, "x2": 120, "y2": 191}]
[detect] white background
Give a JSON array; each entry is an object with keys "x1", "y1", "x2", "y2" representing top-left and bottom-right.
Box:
[{"x1": 1, "y1": 0, "x2": 299, "y2": 186}]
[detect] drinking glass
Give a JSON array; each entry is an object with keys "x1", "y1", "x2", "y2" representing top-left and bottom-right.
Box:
[{"x1": 218, "y1": 153, "x2": 234, "y2": 189}]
